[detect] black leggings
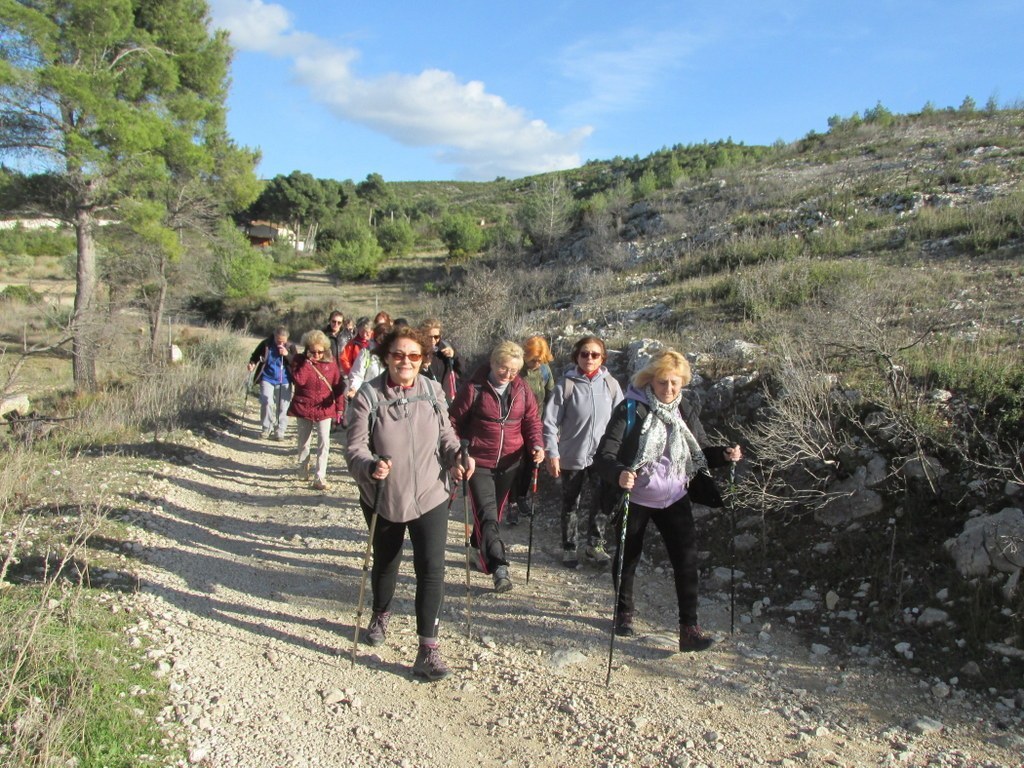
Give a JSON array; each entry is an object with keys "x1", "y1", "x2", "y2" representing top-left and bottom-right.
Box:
[
  {"x1": 362, "y1": 501, "x2": 448, "y2": 639},
  {"x1": 560, "y1": 466, "x2": 609, "y2": 551},
  {"x1": 467, "y1": 461, "x2": 520, "y2": 573},
  {"x1": 611, "y1": 495, "x2": 700, "y2": 626}
]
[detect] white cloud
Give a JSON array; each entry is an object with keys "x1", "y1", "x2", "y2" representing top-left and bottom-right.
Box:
[{"x1": 208, "y1": 0, "x2": 590, "y2": 179}]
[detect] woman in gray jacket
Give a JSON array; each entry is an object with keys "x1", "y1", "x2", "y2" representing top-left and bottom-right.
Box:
[
  {"x1": 345, "y1": 326, "x2": 474, "y2": 681},
  {"x1": 543, "y1": 335, "x2": 623, "y2": 569}
]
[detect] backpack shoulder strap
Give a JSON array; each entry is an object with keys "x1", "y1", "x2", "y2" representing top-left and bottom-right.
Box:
[
  {"x1": 540, "y1": 364, "x2": 550, "y2": 384},
  {"x1": 626, "y1": 398, "x2": 637, "y2": 436},
  {"x1": 563, "y1": 376, "x2": 574, "y2": 400}
]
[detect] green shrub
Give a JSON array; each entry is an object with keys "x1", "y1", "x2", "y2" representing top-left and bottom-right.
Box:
[
  {"x1": 0, "y1": 284, "x2": 43, "y2": 304},
  {"x1": 324, "y1": 229, "x2": 385, "y2": 280}
]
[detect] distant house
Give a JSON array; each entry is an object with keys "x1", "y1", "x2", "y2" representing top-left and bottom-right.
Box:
[{"x1": 240, "y1": 220, "x2": 304, "y2": 251}]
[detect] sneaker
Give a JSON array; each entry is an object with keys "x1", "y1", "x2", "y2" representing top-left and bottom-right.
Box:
[
  {"x1": 311, "y1": 478, "x2": 329, "y2": 491},
  {"x1": 271, "y1": 433, "x2": 283, "y2": 441},
  {"x1": 505, "y1": 504, "x2": 520, "y2": 527},
  {"x1": 679, "y1": 624, "x2": 714, "y2": 653},
  {"x1": 614, "y1": 610, "x2": 635, "y2": 637},
  {"x1": 365, "y1": 611, "x2": 390, "y2": 647},
  {"x1": 259, "y1": 430, "x2": 271, "y2": 439},
  {"x1": 412, "y1": 643, "x2": 450, "y2": 681},
  {"x1": 585, "y1": 544, "x2": 611, "y2": 565},
  {"x1": 492, "y1": 565, "x2": 513, "y2": 593},
  {"x1": 562, "y1": 548, "x2": 578, "y2": 569}
]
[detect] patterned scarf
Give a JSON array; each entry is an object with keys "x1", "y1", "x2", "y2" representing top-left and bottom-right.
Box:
[{"x1": 633, "y1": 386, "x2": 708, "y2": 478}]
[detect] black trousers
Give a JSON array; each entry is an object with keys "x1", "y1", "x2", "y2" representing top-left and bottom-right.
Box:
[
  {"x1": 467, "y1": 461, "x2": 520, "y2": 573},
  {"x1": 362, "y1": 501, "x2": 447, "y2": 639},
  {"x1": 611, "y1": 495, "x2": 700, "y2": 626}
]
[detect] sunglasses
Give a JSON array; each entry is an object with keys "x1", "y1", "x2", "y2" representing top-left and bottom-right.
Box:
[
  {"x1": 309, "y1": 349, "x2": 326, "y2": 357},
  {"x1": 578, "y1": 351, "x2": 603, "y2": 359},
  {"x1": 330, "y1": 320, "x2": 343, "y2": 325},
  {"x1": 389, "y1": 351, "x2": 423, "y2": 362}
]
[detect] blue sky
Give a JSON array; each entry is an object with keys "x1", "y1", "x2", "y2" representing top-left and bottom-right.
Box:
[{"x1": 209, "y1": 0, "x2": 1024, "y2": 183}]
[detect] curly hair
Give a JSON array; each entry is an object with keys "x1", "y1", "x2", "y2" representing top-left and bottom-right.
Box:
[
  {"x1": 302, "y1": 329, "x2": 330, "y2": 353},
  {"x1": 373, "y1": 326, "x2": 434, "y2": 367},
  {"x1": 489, "y1": 340, "x2": 524, "y2": 369}
]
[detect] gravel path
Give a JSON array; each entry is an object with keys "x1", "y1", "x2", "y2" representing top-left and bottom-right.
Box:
[{"x1": 126, "y1": 418, "x2": 1022, "y2": 768}]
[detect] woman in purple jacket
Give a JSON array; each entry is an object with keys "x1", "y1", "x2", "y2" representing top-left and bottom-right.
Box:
[{"x1": 450, "y1": 341, "x2": 544, "y2": 594}]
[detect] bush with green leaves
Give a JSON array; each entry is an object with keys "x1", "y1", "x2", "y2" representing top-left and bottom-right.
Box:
[
  {"x1": 0, "y1": 284, "x2": 43, "y2": 304},
  {"x1": 439, "y1": 212, "x2": 485, "y2": 261},
  {"x1": 212, "y1": 223, "x2": 272, "y2": 300},
  {"x1": 375, "y1": 218, "x2": 415, "y2": 257},
  {"x1": 324, "y1": 227, "x2": 385, "y2": 280}
]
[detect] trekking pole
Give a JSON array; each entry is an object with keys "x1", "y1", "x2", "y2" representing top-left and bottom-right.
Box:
[
  {"x1": 729, "y1": 461, "x2": 737, "y2": 636},
  {"x1": 460, "y1": 439, "x2": 473, "y2": 639},
  {"x1": 605, "y1": 492, "x2": 631, "y2": 687},
  {"x1": 525, "y1": 463, "x2": 539, "y2": 584},
  {"x1": 239, "y1": 370, "x2": 254, "y2": 437},
  {"x1": 351, "y1": 454, "x2": 390, "y2": 666}
]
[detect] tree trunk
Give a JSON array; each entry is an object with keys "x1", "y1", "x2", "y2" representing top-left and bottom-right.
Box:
[
  {"x1": 72, "y1": 208, "x2": 98, "y2": 392},
  {"x1": 148, "y1": 254, "x2": 168, "y2": 358}
]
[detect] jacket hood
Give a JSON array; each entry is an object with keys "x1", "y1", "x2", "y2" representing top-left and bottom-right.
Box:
[
  {"x1": 562, "y1": 364, "x2": 611, "y2": 382},
  {"x1": 624, "y1": 383, "x2": 650, "y2": 404}
]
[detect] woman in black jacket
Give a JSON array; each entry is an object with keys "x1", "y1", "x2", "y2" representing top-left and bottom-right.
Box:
[{"x1": 595, "y1": 349, "x2": 741, "y2": 652}]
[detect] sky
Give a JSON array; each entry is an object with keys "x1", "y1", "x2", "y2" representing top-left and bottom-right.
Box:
[{"x1": 208, "y1": 0, "x2": 1024, "y2": 183}]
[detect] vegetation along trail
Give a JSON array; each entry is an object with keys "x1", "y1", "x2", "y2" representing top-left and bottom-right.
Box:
[{"x1": 127, "y1": 409, "x2": 1022, "y2": 767}]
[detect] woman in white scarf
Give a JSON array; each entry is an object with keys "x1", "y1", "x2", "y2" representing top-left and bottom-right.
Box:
[{"x1": 595, "y1": 350, "x2": 742, "y2": 652}]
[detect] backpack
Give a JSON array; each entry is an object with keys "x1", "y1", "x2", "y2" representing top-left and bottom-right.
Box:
[{"x1": 357, "y1": 377, "x2": 443, "y2": 455}]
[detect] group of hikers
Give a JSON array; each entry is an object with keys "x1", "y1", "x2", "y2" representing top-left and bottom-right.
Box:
[{"x1": 248, "y1": 312, "x2": 742, "y2": 681}]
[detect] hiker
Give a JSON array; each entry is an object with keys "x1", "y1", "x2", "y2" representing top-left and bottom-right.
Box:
[
  {"x1": 594, "y1": 349, "x2": 742, "y2": 652},
  {"x1": 511, "y1": 335, "x2": 556, "y2": 523},
  {"x1": 323, "y1": 310, "x2": 350, "y2": 432},
  {"x1": 288, "y1": 330, "x2": 345, "y2": 491},
  {"x1": 339, "y1": 317, "x2": 372, "y2": 378},
  {"x1": 345, "y1": 326, "x2": 474, "y2": 681},
  {"x1": 323, "y1": 310, "x2": 350, "y2": 366},
  {"x1": 543, "y1": 335, "x2": 623, "y2": 569},
  {"x1": 420, "y1": 317, "x2": 462, "y2": 404},
  {"x1": 346, "y1": 322, "x2": 391, "y2": 398},
  {"x1": 450, "y1": 341, "x2": 544, "y2": 593},
  {"x1": 372, "y1": 310, "x2": 392, "y2": 327},
  {"x1": 247, "y1": 326, "x2": 296, "y2": 440}
]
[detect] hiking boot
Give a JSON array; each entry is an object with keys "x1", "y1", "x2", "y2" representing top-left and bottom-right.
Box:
[
  {"x1": 562, "y1": 548, "x2": 578, "y2": 569},
  {"x1": 259, "y1": 429, "x2": 271, "y2": 439},
  {"x1": 365, "y1": 611, "x2": 391, "y2": 647},
  {"x1": 615, "y1": 610, "x2": 635, "y2": 637},
  {"x1": 298, "y1": 460, "x2": 310, "y2": 481},
  {"x1": 585, "y1": 544, "x2": 611, "y2": 565},
  {"x1": 270, "y1": 433, "x2": 283, "y2": 441},
  {"x1": 311, "y1": 477, "x2": 329, "y2": 491},
  {"x1": 679, "y1": 624, "x2": 714, "y2": 653},
  {"x1": 412, "y1": 643, "x2": 450, "y2": 681},
  {"x1": 516, "y1": 496, "x2": 532, "y2": 519},
  {"x1": 492, "y1": 565, "x2": 513, "y2": 593},
  {"x1": 505, "y1": 504, "x2": 520, "y2": 526}
]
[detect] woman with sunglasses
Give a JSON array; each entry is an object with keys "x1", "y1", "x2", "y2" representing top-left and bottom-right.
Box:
[
  {"x1": 543, "y1": 335, "x2": 624, "y2": 569},
  {"x1": 288, "y1": 330, "x2": 346, "y2": 491},
  {"x1": 345, "y1": 326, "x2": 474, "y2": 681}
]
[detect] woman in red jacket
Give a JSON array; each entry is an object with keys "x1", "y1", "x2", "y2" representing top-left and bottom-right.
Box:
[
  {"x1": 288, "y1": 330, "x2": 346, "y2": 491},
  {"x1": 450, "y1": 341, "x2": 544, "y2": 593}
]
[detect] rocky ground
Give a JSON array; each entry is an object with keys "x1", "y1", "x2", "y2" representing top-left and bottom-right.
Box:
[{"x1": 119, "y1": 414, "x2": 1023, "y2": 768}]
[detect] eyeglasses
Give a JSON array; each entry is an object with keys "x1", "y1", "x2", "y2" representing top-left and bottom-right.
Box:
[
  {"x1": 578, "y1": 351, "x2": 603, "y2": 359},
  {"x1": 389, "y1": 351, "x2": 423, "y2": 362},
  {"x1": 309, "y1": 349, "x2": 325, "y2": 357},
  {"x1": 430, "y1": 334, "x2": 441, "y2": 340},
  {"x1": 330, "y1": 320, "x2": 343, "y2": 325}
]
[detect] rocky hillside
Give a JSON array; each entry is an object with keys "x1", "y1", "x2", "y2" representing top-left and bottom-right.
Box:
[{"x1": 425, "y1": 109, "x2": 1024, "y2": 700}]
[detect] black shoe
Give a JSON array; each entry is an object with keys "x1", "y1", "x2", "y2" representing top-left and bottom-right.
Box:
[
  {"x1": 506, "y1": 505, "x2": 520, "y2": 526},
  {"x1": 365, "y1": 611, "x2": 391, "y2": 647},
  {"x1": 492, "y1": 565, "x2": 513, "y2": 593},
  {"x1": 562, "y1": 549, "x2": 578, "y2": 569},
  {"x1": 615, "y1": 611, "x2": 635, "y2": 637},
  {"x1": 679, "y1": 624, "x2": 714, "y2": 652}
]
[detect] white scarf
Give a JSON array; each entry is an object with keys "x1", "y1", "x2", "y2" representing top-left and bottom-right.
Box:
[{"x1": 633, "y1": 386, "x2": 708, "y2": 478}]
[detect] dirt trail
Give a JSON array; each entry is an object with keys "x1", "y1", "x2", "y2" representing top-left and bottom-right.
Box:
[{"x1": 126, "y1": 414, "x2": 1022, "y2": 768}]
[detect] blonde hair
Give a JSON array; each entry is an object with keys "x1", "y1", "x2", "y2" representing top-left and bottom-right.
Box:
[
  {"x1": 632, "y1": 349, "x2": 692, "y2": 389},
  {"x1": 490, "y1": 340, "x2": 524, "y2": 369},
  {"x1": 522, "y1": 335, "x2": 553, "y2": 364},
  {"x1": 302, "y1": 329, "x2": 330, "y2": 353}
]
